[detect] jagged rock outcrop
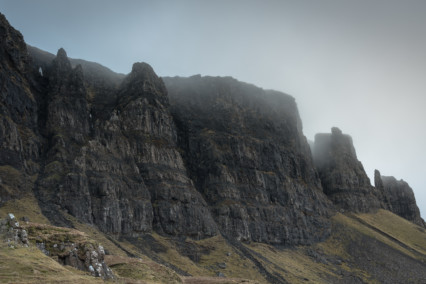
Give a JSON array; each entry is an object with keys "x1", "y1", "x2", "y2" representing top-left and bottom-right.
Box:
[
  {"x1": 376, "y1": 173, "x2": 425, "y2": 227},
  {"x1": 38, "y1": 240, "x2": 114, "y2": 279},
  {"x1": 374, "y1": 169, "x2": 392, "y2": 210},
  {"x1": 0, "y1": 212, "x2": 114, "y2": 279},
  {"x1": 1, "y1": 12, "x2": 218, "y2": 239},
  {"x1": 313, "y1": 127, "x2": 385, "y2": 212},
  {"x1": 56, "y1": 242, "x2": 114, "y2": 279},
  {"x1": 0, "y1": 213, "x2": 29, "y2": 248},
  {"x1": 36, "y1": 48, "x2": 94, "y2": 224},
  {"x1": 27, "y1": 45, "x2": 125, "y2": 119},
  {"x1": 34, "y1": 49, "x2": 217, "y2": 238},
  {"x1": 107, "y1": 63, "x2": 218, "y2": 238},
  {"x1": 164, "y1": 75, "x2": 332, "y2": 245}
]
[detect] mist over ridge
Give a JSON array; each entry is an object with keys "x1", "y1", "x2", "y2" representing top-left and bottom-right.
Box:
[{"x1": 1, "y1": 8, "x2": 426, "y2": 282}]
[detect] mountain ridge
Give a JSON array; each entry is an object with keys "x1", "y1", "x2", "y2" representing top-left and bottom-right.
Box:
[{"x1": 1, "y1": 12, "x2": 425, "y2": 283}]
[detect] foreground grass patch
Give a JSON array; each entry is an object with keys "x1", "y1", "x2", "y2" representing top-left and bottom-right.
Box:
[{"x1": 0, "y1": 243, "x2": 102, "y2": 283}]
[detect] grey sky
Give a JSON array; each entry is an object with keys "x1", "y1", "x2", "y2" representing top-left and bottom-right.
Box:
[{"x1": 2, "y1": 0, "x2": 425, "y2": 216}]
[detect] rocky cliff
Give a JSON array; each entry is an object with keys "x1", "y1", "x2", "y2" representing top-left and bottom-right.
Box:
[
  {"x1": 1, "y1": 11, "x2": 426, "y2": 282},
  {"x1": 1, "y1": 13, "x2": 218, "y2": 240},
  {"x1": 375, "y1": 172, "x2": 425, "y2": 227},
  {"x1": 1, "y1": 11, "x2": 334, "y2": 246},
  {"x1": 34, "y1": 50, "x2": 218, "y2": 239},
  {"x1": 312, "y1": 127, "x2": 424, "y2": 227},
  {"x1": 313, "y1": 127, "x2": 386, "y2": 212},
  {"x1": 164, "y1": 75, "x2": 332, "y2": 245},
  {"x1": 0, "y1": 13, "x2": 42, "y2": 204}
]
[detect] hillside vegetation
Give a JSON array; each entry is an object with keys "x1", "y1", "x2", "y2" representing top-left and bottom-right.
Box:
[{"x1": 2, "y1": 199, "x2": 425, "y2": 283}]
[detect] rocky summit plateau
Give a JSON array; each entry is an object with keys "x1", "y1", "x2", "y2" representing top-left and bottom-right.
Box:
[{"x1": 0, "y1": 12, "x2": 425, "y2": 283}]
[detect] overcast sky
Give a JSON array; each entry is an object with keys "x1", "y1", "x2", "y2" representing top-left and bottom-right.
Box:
[{"x1": 2, "y1": 0, "x2": 425, "y2": 216}]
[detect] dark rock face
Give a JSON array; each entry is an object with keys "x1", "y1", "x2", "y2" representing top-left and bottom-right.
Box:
[
  {"x1": 1, "y1": 10, "x2": 425, "y2": 250},
  {"x1": 313, "y1": 129, "x2": 424, "y2": 225},
  {"x1": 112, "y1": 63, "x2": 218, "y2": 238},
  {"x1": 33, "y1": 50, "x2": 217, "y2": 238},
  {"x1": 374, "y1": 169, "x2": 392, "y2": 211},
  {"x1": 379, "y1": 174, "x2": 425, "y2": 227},
  {"x1": 0, "y1": 12, "x2": 217, "y2": 239},
  {"x1": 0, "y1": 14, "x2": 41, "y2": 204},
  {"x1": 313, "y1": 128, "x2": 383, "y2": 212},
  {"x1": 164, "y1": 75, "x2": 332, "y2": 245},
  {"x1": 27, "y1": 44, "x2": 125, "y2": 120}
]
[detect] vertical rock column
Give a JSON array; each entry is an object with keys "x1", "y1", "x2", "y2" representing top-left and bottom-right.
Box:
[
  {"x1": 114, "y1": 63, "x2": 218, "y2": 239},
  {"x1": 313, "y1": 127, "x2": 382, "y2": 212},
  {"x1": 36, "y1": 48, "x2": 93, "y2": 224}
]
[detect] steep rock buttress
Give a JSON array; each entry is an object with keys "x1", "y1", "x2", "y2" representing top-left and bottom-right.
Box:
[
  {"x1": 34, "y1": 50, "x2": 218, "y2": 238},
  {"x1": 0, "y1": 13, "x2": 41, "y2": 204},
  {"x1": 165, "y1": 75, "x2": 332, "y2": 245},
  {"x1": 375, "y1": 171, "x2": 425, "y2": 227},
  {"x1": 313, "y1": 127, "x2": 386, "y2": 212}
]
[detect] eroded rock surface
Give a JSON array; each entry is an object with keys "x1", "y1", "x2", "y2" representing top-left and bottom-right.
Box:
[
  {"x1": 0, "y1": 213, "x2": 29, "y2": 248},
  {"x1": 0, "y1": 11, "x2": 424, "y2": 251},
  {"x1": 0, "y1": 14, "x2": 41, "y2": 204},
  {"x1": 313, "y1": 127, "x2": 384, "y2": 212},
  {"x1": 32, "y1": 49, "x2": 217, "y2": 239},
  {"x1": 378, "y1": 174, "x2": 425, "y2": 227},
  {"x1": 165, "y1": 75, "x2": 332, "y2": 245}
]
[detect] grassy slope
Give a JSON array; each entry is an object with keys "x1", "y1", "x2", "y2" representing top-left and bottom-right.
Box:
[
  {"x1": 1, "y1": 195, "x2": 426, "y2": 283},
  {"x1": 357, "y1": 209, "x2": 426, "y2": 256},
  {"x1": 0, "y1": 193, "x2": 50, "y2": 224},
  {"x1": 241, "y1": 211, "x2": 426, "y2": 283},
  {"x1": 0, "y1": 243, "x2": 103, "y2": 284}
]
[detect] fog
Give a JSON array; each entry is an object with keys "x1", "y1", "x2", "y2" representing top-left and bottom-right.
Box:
[{"x1": 2, "y1": 0, "x2": 425, "y2": 216}]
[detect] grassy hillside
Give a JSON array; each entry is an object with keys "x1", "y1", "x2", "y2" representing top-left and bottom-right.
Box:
[
  {"x1": 1, "y1": 196, "x2": 425, "y2": 283},
  {"x1": 0, "y1": 242, "x2": 103, "y2": 284}
]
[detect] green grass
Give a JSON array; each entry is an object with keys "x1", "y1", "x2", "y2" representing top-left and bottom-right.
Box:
[
  {"x1": 246, "y1": 242, "x2": 338, "y2": 284},
  {"x1": 356, "y1": 209, "x2": 426, "y2": 256},
  {"x1": 2, "y1": 197, "x2": 425, "y2": 284},
  {"x1": 62, "y1": 212, "x2": 129, "y2": 257},
  {"x1": 331, "y1": 212, "x2": 421, "y2": 260},
  {"x1": 0, "y1": 194, "x2": 51, "y2": 224},
  {"x1": 106, "y1": 255, "x2": 183, "y2": 283},
  {"x1": 0, "y1": 242, "x2": 102, "y2": 283},
  {"x1": 0, "y1": 165, "x2": 25, "y2": 192},
  {"x1": 194, "y1": 235, "x2": 265, "y2": 281}
]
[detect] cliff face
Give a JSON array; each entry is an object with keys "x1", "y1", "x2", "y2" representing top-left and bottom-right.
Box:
[
  {"x1": 1, "y1": 10, "x2": 424, "y2": 250},
  {"x1": 34, "y1": 50, "x2": 218, "y2": 238},
  {"x1": 313, "y1": 127, "x2": 386, "y2": 212},
  {"x1": 312, "y1": 129, "x2": 425, "y2": 228},
  {"x1": 0, "y1": 14, "x2": 41, "y2": 204},
  {"x1": 164, "y1": 76, "x2": 332, "y2": 245},
  {"x1": 376, "y1": 173, "x2": 425, "y2": 227},
  {"x1": 0, "y1": 13, "x2": 218, "y2": 239}
]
